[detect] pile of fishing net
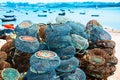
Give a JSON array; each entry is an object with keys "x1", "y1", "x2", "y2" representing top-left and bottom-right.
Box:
[
  {"x1": 75, "y1": 20, "x2": 118, "y2": 80},
  {"x1": 0, "y1": 19, "x2": 118, "y2": 80},
  {"x1": 45, "y1": 23, "x2": 87, "y2": 80}
]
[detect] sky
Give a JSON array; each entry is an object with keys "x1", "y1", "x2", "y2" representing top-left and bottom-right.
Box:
[{"x1": 0, "y1": 0, "x2": 120, "y2": 3}]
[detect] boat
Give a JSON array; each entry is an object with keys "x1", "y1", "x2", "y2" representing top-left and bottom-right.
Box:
[
  {"x1": 42, "y1": 10, "x2": 47, "y2": 13},
  {"x1": 26, "y1": 12, "x2": 28, "y2": 15},
  {"x1": 3, "y1": 15, "x2": 15, "y2": 18},
  {"x1": 33, "y1": 10, "x2": 38, "y2": 12},
  {"x1": 38, "y1": 14, "x2": 47, "y2": 17},
  {"x1": 60, "y1": 9, "x2": 65, "y2": 12},
  {"x1": 80, "y1": 12, "x2": 86, "y2": 15},
  {"x1": 69, "y1": 11, "x2": 74, "y2": 13},
  {"x1": 6, "y1": 10, "x2": 14, "y2": 13},
  {"x1": 80, "y1": 10, "x2": 86, "y2": 15},
  {"x1": 1, "y1": 17, "x2": 16, "y2": 22},
  {"x1": 91, "y1": 14, "x2": 99, "y2": 17},
  {"x1": 58, "y1": 12, "x2": 65, "y2": 16},
  {"x1": 3, "y1": 24, "x2": 15, "y2": 29}
]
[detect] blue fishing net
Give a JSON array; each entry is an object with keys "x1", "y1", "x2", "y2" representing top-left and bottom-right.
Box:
[
  {"x1": 71, "y1": 34, "x2": 89, "y2": 51},
  {"x1": 26, "y1": 68, "x2": 57, "y2": 80},
  {"x1": 39, "y1": 42, "x2": 49, "y2": 50},
  {"x1": 65, "y1": 21, "x2": 85, "y2": 33},
  {"x1": 46, "y1": 35, "x2": 73, "y2": 49},
  {"x1": 51, "y1": 46, "x2": 76, "y2": 60},
  {"x1": 89, "y1": 26, "x2": 111, "y2": 43},
  {"x1": 86, "y1": 20, "x2": 103, "y2": 33},
  {"x1": 1, "y1": 68, "x2": 20, "y2": 80},
  {"x1": 30, "y1": 50, "x2": 60, "y2": 72},
  {"x1": 65, "y1": 21, "x2": 88, "y2": 39},
  {"x1": 15, "y1": 20, "x2": 38, "y2": 37},
  {"x1": 14, "y1": 36, "x2": 40, "y2": 54},
  {"x1": 56, "y1": 57, "x2": 79, "y2": 73},
  {"x1": 57, "y1": 68, "x2": 86, "y2": 80},
  {"x1": 45, "y1": 24, "x2": 72, "y2": 37}
]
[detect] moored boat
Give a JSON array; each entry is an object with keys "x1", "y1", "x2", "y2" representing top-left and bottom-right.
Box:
[
  {"x1": 91, "y1": 14, "x2": 99, "y2": 17},
  {"x1": 1, "y1": 17, "x2": 16, "y2": 22},
  {"x1": 3, "y1": 15, "x2": 15, "y2": 18},
  {"x1": 58, "y1": 12, "x2": 65, "y2": 16},
  {"x1": 38, "y1": 14, "x2": 47, "y2": 17}
]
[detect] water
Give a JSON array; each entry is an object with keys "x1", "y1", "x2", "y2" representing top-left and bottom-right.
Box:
[{"x1": 0, "y1": 7, "x2": 120, "y2": 30}]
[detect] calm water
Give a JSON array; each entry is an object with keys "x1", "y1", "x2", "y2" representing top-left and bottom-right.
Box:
[{"x1": 0, "y1": 7, "x2": 120, "y2": 30}]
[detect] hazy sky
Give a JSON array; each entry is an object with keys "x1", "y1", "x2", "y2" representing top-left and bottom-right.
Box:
[{"x1": 0, "y1": 0, "x2": 120, "y2": 3}]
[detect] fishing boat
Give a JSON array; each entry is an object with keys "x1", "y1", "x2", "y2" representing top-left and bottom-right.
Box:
[
  {"x1": 1, "y1": 17, "x2": 16, "y2": 22},
  {"x1": 91, "y1": 14, "x2": 99, "y2": 17},
  {"x1": 3, "y1": 15, "x2": 15, "y2": 18},
  {"x1": 38, "y1": 14, "x2": 47, "y2": 17},
  {"x1": 80, "y1": 10, "x2": 86, "y2": 15},
  {"x1": 3, "y1": 24, "x2": 15, "y2": 29},
  {"x1": 58, "y1": 12, "x2": 65, "y2": 16},
  {"x1": 80, "y1": 12, "x2": 86, "y2": 15}
]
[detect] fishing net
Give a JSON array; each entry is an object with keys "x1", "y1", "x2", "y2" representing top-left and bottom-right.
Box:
[
  {"x1": 46, "y1": 35, "x2": 73, "y2": 49},
  {"x1": 57, "y1": 68, "x2": 86, "y2": 80},
  {"x1": 15, "y1": 20, "x2": 38, "y2": 37},
  {"x1": 71, "y1": 34, "x2": 89, "y2": 51},
  {"x1": 0, "y1": 51, "x2": 7, "y2": 60},
  {"x1": 56, "y1": 57, "x2": 79, "y2": 73},
  {"x1": 96, "y1": 40, "x2": 116, "y2": 49},
  {"x1": 56, "y1": 16, "x2": 71, "y2": 24},
  {"x1": 14, "y1": 36, "x2": 39, "y2": 53},
  {"x1": 65, "y1": 21, "x2": 85, "y2": 34},
  {"x1": 65, "y1": 21, "x2": 89, "y2": 39},
  {"x1": 1, "y1": 68, "x2": 20, "y2": 80},
  {"x1": 26, "y1": 68, "x2": 57, "y2": 80},
  {"x1": 101, "y1": 48, "x2": 115, "y2": 56},
  {"x1": 51, "y1": 45, "x2": 76, "y2": 60},
  {"x1": 107, "y1": 56, "x2": 118, "y2": 66},
  {"x1": 45, "y1": 23, "x2": 72, "y2": 37},
  {"x1": 39, "y1": 42, "x2": 49, "y2": 50},
  {"x1": 37, "y1": 23, "x2": 47, "y2": 42},
  {"x1": 30, "y1": 50, "x2": 60, "y2": 72},
  {"x1": 10, "y1": 49, "x2": 31, "y2": 73},
  {"x1": 76, "y1": 48, "x2": 117, "y2": 79},
  {"x1": 0, "y1": 60, "x2": 11, "y2": 70},
  {"x1": 88, "y1": 26, "x2": 111, "y2": 43},
  {"x1": 86, "y1": 20, "x2": 103, "y2": 32}
]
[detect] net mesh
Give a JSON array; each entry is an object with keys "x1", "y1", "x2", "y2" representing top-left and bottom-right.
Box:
[
  {"x1": 30, "y1": 50, "x2": 60, "y2": 72},
  {"x1": 56, "y1": 57, "x2": 79, "y2": 73},
  {"x1": 14, "y1": 36, "x2": 39, "y2": 53},
  {"x1": 51, "y1": 46, "x2": 76, "y2": 60}
]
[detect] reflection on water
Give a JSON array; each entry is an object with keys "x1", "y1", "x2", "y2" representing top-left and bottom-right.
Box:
[{"x1": 0, "y1": 7, "x2": 120, "y2": 30}]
